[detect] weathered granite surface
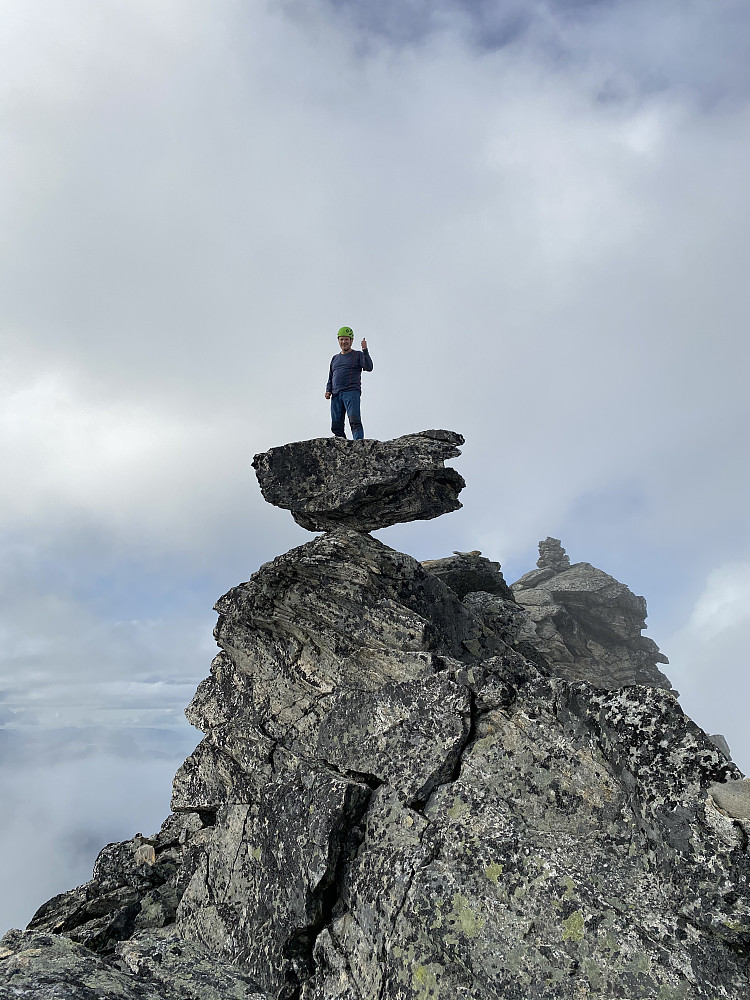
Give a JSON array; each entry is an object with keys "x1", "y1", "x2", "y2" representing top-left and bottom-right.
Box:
[
  {"x1": 0, "y1": 927, "x2": 270, "y2": 999},
  {"x1": 421, "y1": 550, "x2": 532, "y2": 649},
  {"x1": 512, "y1": 537, "x2": 673, "y2": 690},
  {"x1": 421, "y1": 550, "x2": 514, "y2": 601},
  {"x1": 25, "y1": 813, "x2": 202, "y2": 954},
  {"x1": 8, "y1": 442, "x2": 750, "y2": 999},
  {"x1": 251, "y1": 430, "x2": 465, "y2": 532},
  {"x1": 1, "y1": 929, "x2": 168, "y2": 1000}
]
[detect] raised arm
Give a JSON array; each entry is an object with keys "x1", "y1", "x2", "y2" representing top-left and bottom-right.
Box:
[{"x1": 361, "y1": 339, "x2": 373, "y2": 372}]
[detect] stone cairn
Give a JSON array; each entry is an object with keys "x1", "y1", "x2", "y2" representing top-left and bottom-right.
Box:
[
  {"x1": 537, "y1": 536, "x2": 571, "y2": 572},
  {"x1": 513, "y1": 537, "x2": 673, "y2": 690}
]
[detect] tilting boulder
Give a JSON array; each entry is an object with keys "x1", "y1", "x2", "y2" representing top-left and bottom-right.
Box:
[
  {"x1": 512, "y1": 537, "x2": 673, "y2": 690},
  {"x1": 251, "y1": 429, "x2": 465, "y2": 532}
]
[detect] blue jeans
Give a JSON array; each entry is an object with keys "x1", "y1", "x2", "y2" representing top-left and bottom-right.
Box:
[{"x1": 331, "y1": 390, "x2": 364, "y2": 440}]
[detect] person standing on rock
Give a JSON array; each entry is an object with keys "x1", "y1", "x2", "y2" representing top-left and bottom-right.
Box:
[{"x1": 325, "y1": 326, "x2": 373, "y2": 440}]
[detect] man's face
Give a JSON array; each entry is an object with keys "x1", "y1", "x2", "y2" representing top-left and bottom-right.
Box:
[{"x1": 338, "y1": 336, "x2": 352, "y2": 352}]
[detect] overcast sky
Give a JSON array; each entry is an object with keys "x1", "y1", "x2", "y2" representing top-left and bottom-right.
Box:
[{"x1": 1, "y1": 0, "x2": 749, "y2": 932}]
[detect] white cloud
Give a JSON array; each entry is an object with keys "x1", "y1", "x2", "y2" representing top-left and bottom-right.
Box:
[
  {"x1": 668, "y1": 563, "x2": 750, "y2": 773},
  {"x1": 0, "y1": 2, "x2": 747, "y2": 564},
  {"x1": 0, "y1": 755, "x2": 183, "y2": 932},
  {"x1": 0, "y1": 365, "x2": 193, "y2": 517},
  {"x1": 685, "y1": 564, "x2": 750, "y2": 640},
  {"x1": 0, "y1": 537, "x2": 216, "y2": 728},
  {"x1": 0, "y1": 0, "x2": 746, "y2": 688},
  {"x1": 1, "y1": 0, "x2": 749, "y2": 934},
  {"x1": 0, "y1": 352, "x2": 281, "y2": 553}
]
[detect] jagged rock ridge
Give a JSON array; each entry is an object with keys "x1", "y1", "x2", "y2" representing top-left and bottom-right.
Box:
[
  {"x1": 421, "y1": 550, "x2": 514, "y2": 601},
  {"x1": 4, "y1": 433, "x2": 750, "y2": 1000},
  {"x1": 512, "y1": 536, "x2": 673, "y2": 690}
]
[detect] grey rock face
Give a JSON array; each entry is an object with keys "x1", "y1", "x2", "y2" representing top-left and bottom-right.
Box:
[
  {"x1": 0, "y1": 929, "x2": 167, "y2": 1000},
  {"x1": 11, "y1": 438, "x2": 750, "y2": 999},
  {"x1": 171, "y1": 529, "x2": 501, "y2": 998},
  {"x1": 421, "y1": 550, "x2": 526, "y2": 647},
  {"x1": 115, "y1": 930, "x2": 270, "y2": 999},
  {"x1": 251, "y1": 430, "x2": 465, "y2": 532},
  {"x1": 170, "y1": 528, "x2": 750, "y2": 998},
  {"x1": 0, "y1": 927, "x2": 271, "y2": 999},
  {"x1": 710, "y1": 733, "x2": 733, "y2": 759},
  {"x1": 301, "y1": 675, "x2": 748, "y2": 1000},
  {"x1": 421, "y1": 550, "x2": 514, "y2": 600},
  {"x1": 461, "y1": 591, "x2": 529, "y2": 646},
  {"x1": 26, "y1": 812, "x2": 204, "y2": 954},
  {"x1": 512, "y1": 538, "x2": 673, "y2": 690}
]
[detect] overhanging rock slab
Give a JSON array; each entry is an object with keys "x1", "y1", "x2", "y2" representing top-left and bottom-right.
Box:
[{"x1": 252, "y1": 429, "x2": 465, "y2": 532}]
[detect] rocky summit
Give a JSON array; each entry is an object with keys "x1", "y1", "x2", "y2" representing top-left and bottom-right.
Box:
[
  {"x1": 251, "y1": 429, "x2": 465, "y2": 532},
  {"x1": 512, "y1": 537, "x2": 673, "y2": 690},
  {"x1": 4, "y1": 431, "x2": 750, "y2": 1000}
]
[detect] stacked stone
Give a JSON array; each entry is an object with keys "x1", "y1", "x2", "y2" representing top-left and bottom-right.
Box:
[{"x1": 537, "y1": 536, "x2": 571, "y2": 572}]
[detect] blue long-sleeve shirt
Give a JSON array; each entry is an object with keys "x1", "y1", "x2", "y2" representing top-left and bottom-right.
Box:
[{"x1": 326, "y1": 349, "x2": 373, "y2": 395}]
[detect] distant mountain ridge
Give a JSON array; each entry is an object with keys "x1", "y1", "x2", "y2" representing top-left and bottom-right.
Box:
[{"x1": 3, "y1": 432, "x2": 749, "y2": 1000}]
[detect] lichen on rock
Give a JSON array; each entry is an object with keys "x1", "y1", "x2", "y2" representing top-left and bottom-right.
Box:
[{"x1": 8, "y1": 431, "x2": 750, "y2": 1000}]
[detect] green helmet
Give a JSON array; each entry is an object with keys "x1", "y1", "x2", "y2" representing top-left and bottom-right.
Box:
[{"x1": 337, "y1": 326, "x2": 354, "y2": 339}]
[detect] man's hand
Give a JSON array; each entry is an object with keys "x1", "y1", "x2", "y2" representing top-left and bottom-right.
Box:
[
  {"x1": 361, "y1": 338, "x2": 368, "y2": 350},
  {"x1": 325, "y1": 391, "x2": 332, "y2": 399}
]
